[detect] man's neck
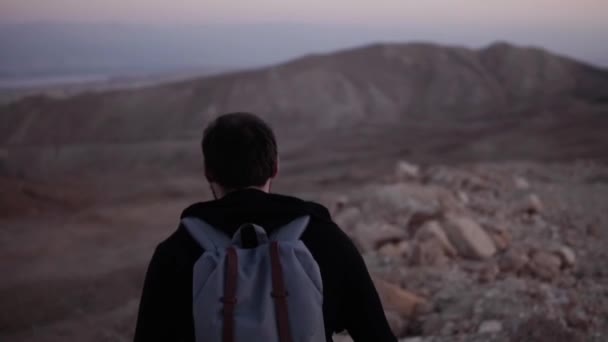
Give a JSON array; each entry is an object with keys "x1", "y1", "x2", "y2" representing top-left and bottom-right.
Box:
[{"x1": 211, "y1": 183, "x2": 271, "y2": 199}]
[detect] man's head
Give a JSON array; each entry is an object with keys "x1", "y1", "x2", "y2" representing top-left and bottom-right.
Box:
[{"x1": 202, "y1": 112, "x2": 278, "y2": 197}]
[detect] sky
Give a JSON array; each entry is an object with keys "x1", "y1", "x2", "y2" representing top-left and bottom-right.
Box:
[
  {"x1": 2, "y1": 0, "x2": 606, "y2": 26},
  {"x1": 1, "y1": 0, "x2": 607, "y2": 71}
]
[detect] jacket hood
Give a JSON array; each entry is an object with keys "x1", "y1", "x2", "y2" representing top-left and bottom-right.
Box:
[{"x1": 180, "y1": 188, "x2": 332, "y2": 236}]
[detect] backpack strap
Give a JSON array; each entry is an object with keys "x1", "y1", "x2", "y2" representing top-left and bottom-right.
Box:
[
  {"x1": 270, "y1": 241, "x2": 293, "y2": 342},
  {"x1": 270, "y1": 216, "x2": 311, "y2": 242},
  {"x1": 222, "y1": 246, "x2": 239, "y2": 342},
  {"x1": 181, "y1": 217, "x2": 232, "y2": 251}
]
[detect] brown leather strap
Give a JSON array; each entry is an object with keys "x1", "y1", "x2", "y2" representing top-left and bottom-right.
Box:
[
  {"x1": 222, "y1": 247, "x2": 238, "y2": 342},
  {"x1": 270, "y1": 241, "x2": 293, "y2": 342}
]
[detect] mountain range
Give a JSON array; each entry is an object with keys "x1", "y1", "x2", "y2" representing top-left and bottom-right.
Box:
[{"x1": 1, "y1": 42, "x2": 607, "y2": 181}]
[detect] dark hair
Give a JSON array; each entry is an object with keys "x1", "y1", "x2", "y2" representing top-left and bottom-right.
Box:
[{"x1": 202, "y1": 112, "x2": 278, "y2": 189}]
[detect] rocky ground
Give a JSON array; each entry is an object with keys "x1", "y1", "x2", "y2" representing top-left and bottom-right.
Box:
[
  {"x1": 326, "y1": 161, "x2": 608, "y2": 342},
  {"x1": 2, "y1": 40, "x2": 608, "y2": 342},
  {"x1": 1, "y1": 160, "x2": 607, "y2": 341}
]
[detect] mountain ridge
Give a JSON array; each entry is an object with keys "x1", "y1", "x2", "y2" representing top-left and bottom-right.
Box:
[{"x1": 1, "y1": 41, "x2": 607, "y2": 179}]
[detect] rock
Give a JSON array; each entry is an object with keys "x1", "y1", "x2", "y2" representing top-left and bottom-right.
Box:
[
  {"x1": 353, "y1": 222, "x2": 407, "y2": 252},
  {"x1": 511, "y1": 315, "x2": 583, "y2": 342},
  {"x1": 439, "y1": 321, "x2": 456, "y2": 335},
  {"x1": 385, "y1": 310, "x2": 407, "y2": 337},
  {"x1": 566, "y1": 308, "x2": 591, "y2": 331},
  {"x1": 414, "y1": 221, "x2": 458, "y2": 257},
  {"x1": 413, "y1": 301, "x2": 435, "y2": 316},
  {"x1": 442, "y1": 215, "x2": 497, "y2": 260},
  {"x1": 365, "y1": 183, "x2": 442, "y2": 216},
  {"x1": 330, "y1": 195, "x2": 350, "y2": 214},
  {"x1": 489, "y1": 230, "x2": 511, "y2": 252},
  {"x1": 554, "y1": 246, "x2": 576, "y2": 268},
  {"x1": 373, "y1": 277, "x2": 427, "y2": 318},
  {"x1": 333, "y1": 206, "x2": 361, "y2": 231},
  {"x1": 421, "y1": 313, "x2": 445, "y2": 336},
  {"x1": 523, "y1": 193, "x2": 544, "y2": 215},
  {"x1": 514, "y1": 176, "x2": 531, "y2": 190},
  {"x1": 379, "y1": 241, "x2": 412, "y2": 259},
  {"x1": 479, "y1": 262, "x2": 500, "y2": 283},
  {"x1": 396, "y1": 161, "x2": 421, "y2": 181},
  {"x1": 459, "y1": 320, "x2": 476, "y2": 334},
  {"x1": 410, "y1": 238, "x2": 450, "y2": 267},
  {"x1": 529, "y1": 250, "x2": 563, "y2": 281},
  {"x1": 407, "y1": 211, "x2": 443, "y2": 231},
  {"x1": 437, "y1": 191, "x2": 467, "y2": 214},
  {"x1": 585, "y1": 223, "x2": 601, "y2": 237},
  {"x1": 498, "y1": 249, "x2": 530, "y2": 274},
  {"x1": 456, "y1": 191, "x2": 470, "y2": 205},
  {"x1": 426, "y1": 167, "x2": 491, "y2": 192},
  {"x1": 478, "y1": 320, "x2": 503, "y2": 333}
]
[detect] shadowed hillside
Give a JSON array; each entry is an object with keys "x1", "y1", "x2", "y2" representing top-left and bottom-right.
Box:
[{"x1": 1, "y1": 42, "x2": 607, "y2": 181}]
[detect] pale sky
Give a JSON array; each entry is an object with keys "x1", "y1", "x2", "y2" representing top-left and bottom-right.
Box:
[
  {"x1": 2, "y1": 0, "x2": 606, "y2": 26},
  {"x1": 1, "y1": 0, "x2": 607, "y2": 69}
]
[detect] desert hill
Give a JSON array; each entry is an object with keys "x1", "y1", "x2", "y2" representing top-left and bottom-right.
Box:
[{"x1": 0, "y1": 42, "x2": 607, "y2": 181}]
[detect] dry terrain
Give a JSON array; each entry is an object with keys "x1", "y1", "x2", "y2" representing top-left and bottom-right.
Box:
[{"x1": 1, "y1": 42, "x2": 607, "y2": 341}]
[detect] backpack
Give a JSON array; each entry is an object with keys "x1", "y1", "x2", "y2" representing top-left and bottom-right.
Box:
[{"x1": 181, "y1": 215, "x2": 326, "y2": 342}]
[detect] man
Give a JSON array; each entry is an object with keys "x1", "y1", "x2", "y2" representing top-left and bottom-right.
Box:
[{"x1": 134, "y1": 112, "x2": 396, "y2": 342}]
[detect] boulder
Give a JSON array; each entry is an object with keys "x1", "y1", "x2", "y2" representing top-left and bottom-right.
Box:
[
  {"x1": 565, "y1": 307, "x2": 591, "y2": 331},
  {"x1": 425, "y1": 167, "x2": 491, "y2": 192},
  {"x1": 352, "y1": 222, "x2": 407, "y2": 252},
  {"x1": 478, "y1": 320, "x2": 503, "y2": 333},
  {"x1": 456, "y1": 191, "x2": 470, "y2": 205},
  {"x1": 407, "y1": 211, "x2": 443, "y2": 231},
  {"x1": 442, "y1": 215, "x2": 497, "y2": 260},
  {"x1": 378, "y1": 241, "x2": 412, "y2": 259},
  {"x1": 529, "y1": 250, "x2": 563, "y2": 281},
  {"x1": 385, "y1": 310, "x2": 407, "y2": 337},
  {"x1": 395, "y1": 161, "x2": 421, "y2": 181},
  {"x1": 421, "y1": 313, "x2": 446, "y2": 336},
  {"x1": 488, "y1": 229, "x2": 511, "y2": 252},
  {"x1": 333, "y1": 206, "x2": 361, "y2": 232},
  {"x1": 481, "y1": 219, "x2": 511, "y2": 248},
  {"x1": 478, "y1": 262, "x2": 500, "y2": 283},
  {"x1": 373, "y1": 277, "x2": 427, "y2": 318},
  {"x1": 498, "y1": 249, "x2": 530, "y2": 274},
  {"x1": 514, "y1": 176, "x2": 531, "y2": 190},
  {"x1": 511, "y1": 315, "x2": 583, "y2": 342},
  {"x1": 522, "y1": 193, "x2": 544, "y2": 215},
  {"x1": 329, "y1": 195, "x2": 350, "y2": 214},
  {"x1": 364, "y1": 183, "x2": 442, "y2": 216},
  {"x1": 410, "y1": 238, "x2": 450, "y2": 267},
  {"x1": 554, "y1": 246, "x2": 576, "y2": 268},
  {"x1": 414, "y1": 221, "x2": 458, "y2": 257}
]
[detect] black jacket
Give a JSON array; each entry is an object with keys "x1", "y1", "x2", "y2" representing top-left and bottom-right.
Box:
[{"x1": 134, "y1": 189, "x2": 396, "y2": 342}]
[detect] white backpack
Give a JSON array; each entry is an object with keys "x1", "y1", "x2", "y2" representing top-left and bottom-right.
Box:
[{"x1": 182, "y1": 215, "x2": 326, "y2": 342}]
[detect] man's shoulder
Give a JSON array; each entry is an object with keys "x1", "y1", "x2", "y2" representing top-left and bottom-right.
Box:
[
  {"x1": 273, "y1": 193, "x2": 333, "y2": 222},
  {"x1": 154, "y1": 224, "x2": 202, "y2": 263}
]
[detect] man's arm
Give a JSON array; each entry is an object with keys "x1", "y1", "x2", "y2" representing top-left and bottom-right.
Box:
[
  {"x1": 134, "y1": 244, "x2": 177, "y2": 342},
  {"x1": 338, "y1": 229, "x2": 397, "y2": 342}
]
